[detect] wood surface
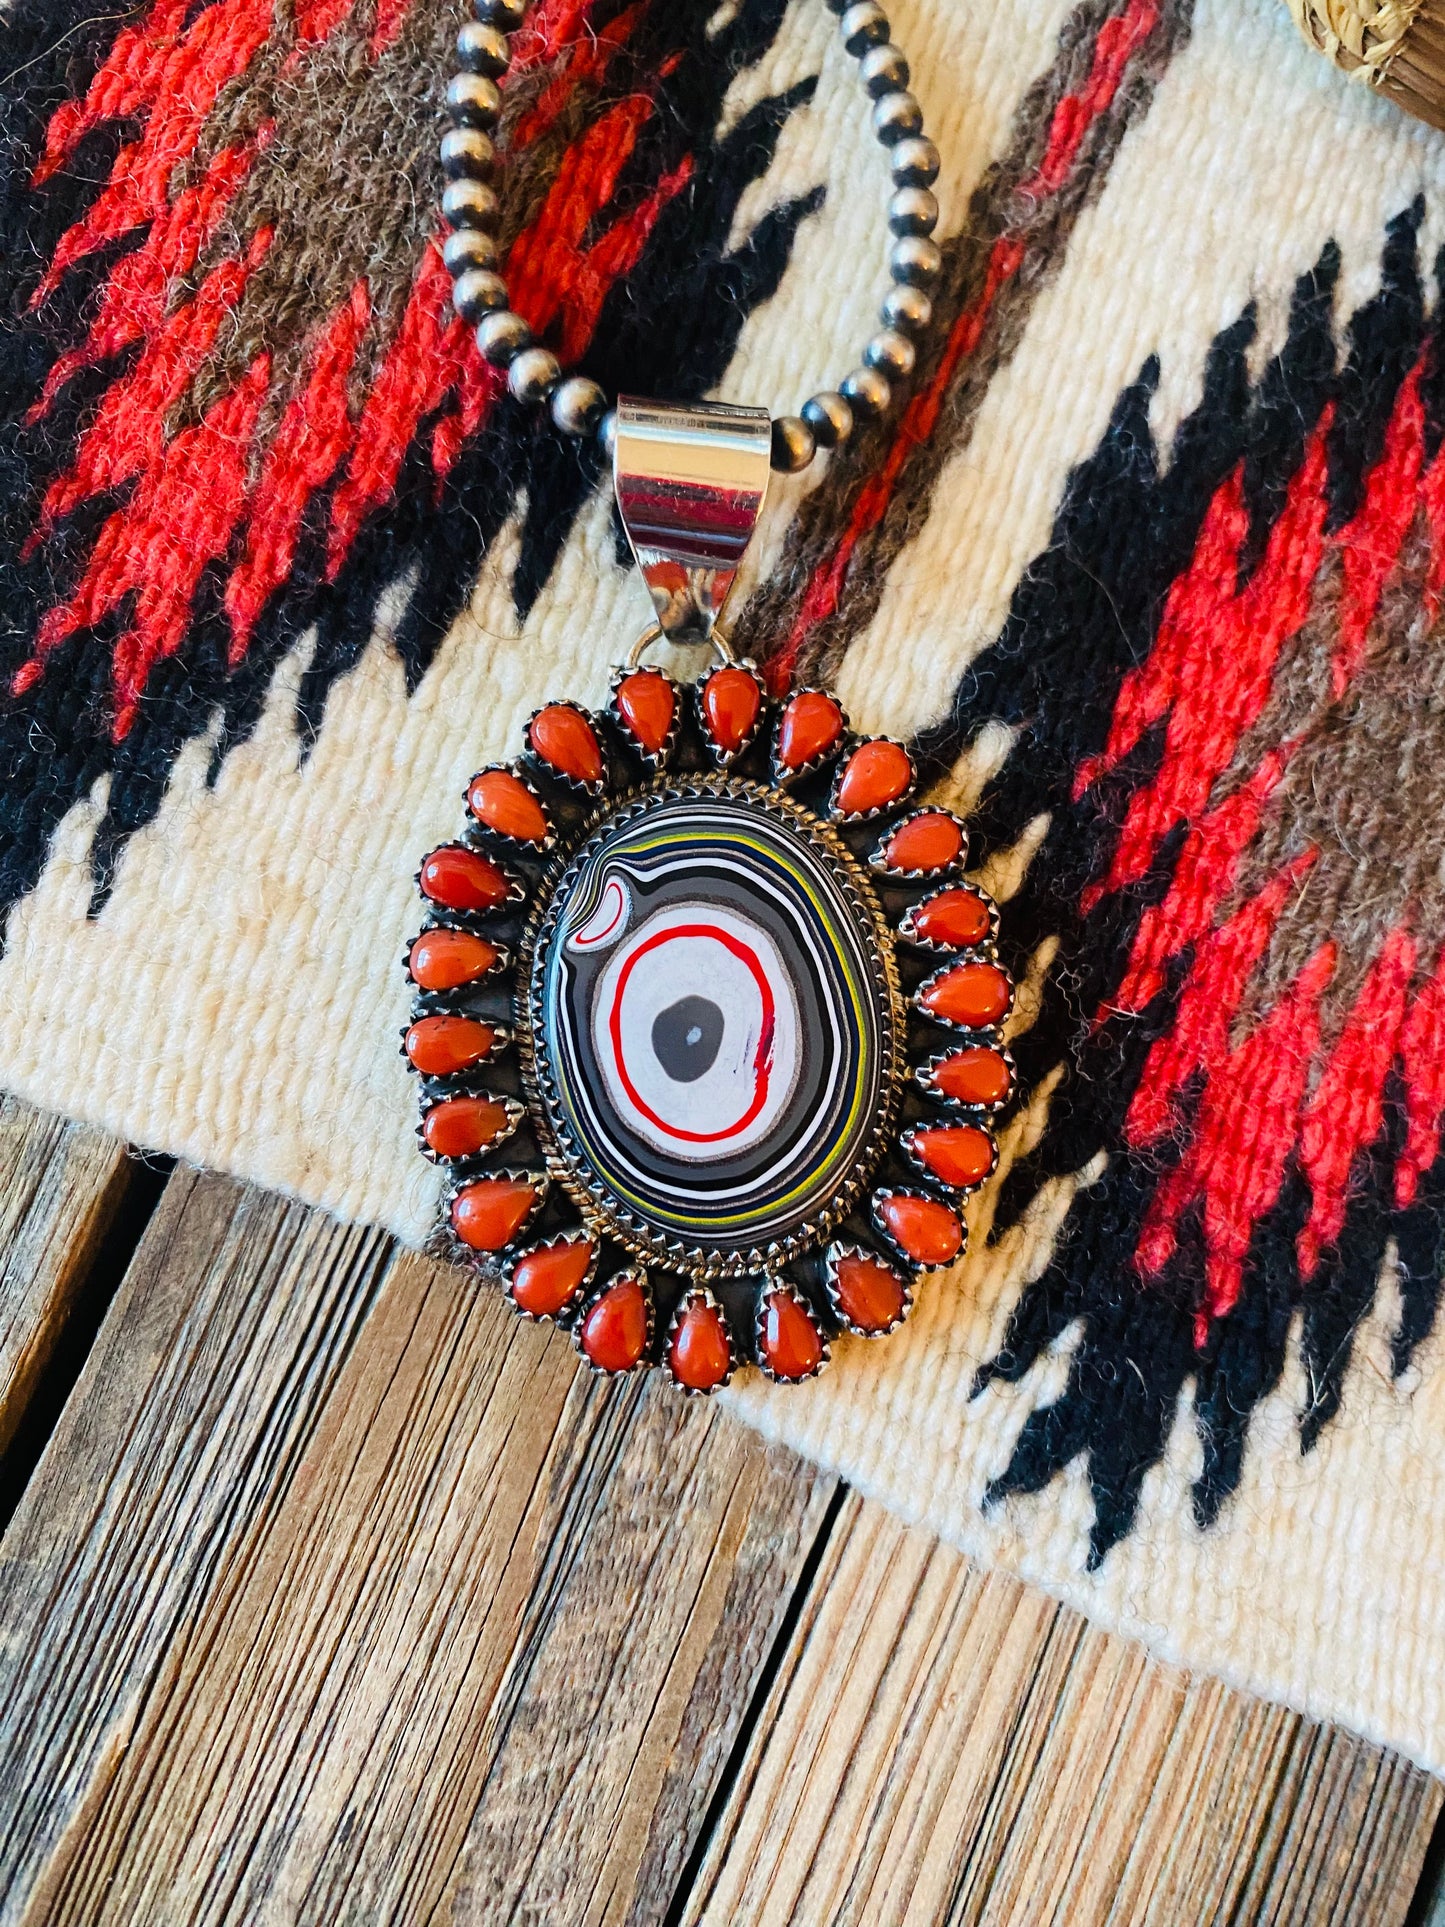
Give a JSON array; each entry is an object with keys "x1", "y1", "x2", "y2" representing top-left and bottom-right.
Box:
[{"x1": 0, "y1": 1095, "x2": 1438, "y2": 1926}]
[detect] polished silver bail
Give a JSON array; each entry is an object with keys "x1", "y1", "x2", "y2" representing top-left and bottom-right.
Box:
[{"x1": 613, "y1": 397, "x2": 771, "y2": 646}]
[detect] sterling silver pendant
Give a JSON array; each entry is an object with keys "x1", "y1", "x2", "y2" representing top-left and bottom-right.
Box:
[{"x1": 401, "y1": 400, "x2": 1014, "y2": 1392}]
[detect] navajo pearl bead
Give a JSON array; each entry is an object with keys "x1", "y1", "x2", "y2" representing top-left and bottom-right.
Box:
[
  {"x1": 890, "y1": 234, "x2": 942, "y2": 286},
  {"x1": 872, "y1": 88, "x2": 923, "y2": 145},
  {"x1": 598, "y1": 410, "x2": 618, "y2": 458},
  {"x1": 881, "y1": 282, "x2": 931, "y2": 334},
  {"x1": 508, "y1": 346, "x2": 561, "y2": 404},
  {"x1": 440, "y1": 127, "x2": 494, "y2": 179},
  {"x1": 446, "y1": 72, "x2": 501, "y2": 128},
  {"x1": 802, "y1": 390, "x2": 853, "y2": 448},
  {"x1": 456, "y1": 19, "x2": 510, "y2": 73},
  {"x1": 441, "y1": 179, "x2": 500, "y2": 231},
  {"x1": 891, "y1": 136, "x2": 940, "y2": 187},
  {"x1": 840, "y1": 2, "x2": 889, "y2": 56},
  {"x1": 443, "y1": 228, "x2": 498, "y2": 276},
  {"x1": 859, "y1": 42, "x2": 909, "y2": 95},
  {"x1": 551, "y1": 376, "x2": 606, "y2": 437},
  {"x1": 888, "y1": 187, "x2": 938, "y2": 237},
  {"x1": 451, "y1": 268, "x2": 508, "y2": 323},
  {"x1": 865, "y1": 327, "x2": 916, "y2": 381},
  {"x1": 841, "y1": 365, "x2": 891, "y2": 418},
  {"x1": 770, "y1": 415, "x2": 815, "y2": 473},
  {"x1": 474, "y1": 0, "x2": 525, "y2": 27},
  {"x1": 476, "y1": 310, "x2": 531, "y2": 367}
]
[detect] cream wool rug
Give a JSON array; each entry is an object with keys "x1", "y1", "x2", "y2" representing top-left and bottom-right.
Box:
[{"x1": 3, "y1": 0, "x2": 1445, "y2": 1770}]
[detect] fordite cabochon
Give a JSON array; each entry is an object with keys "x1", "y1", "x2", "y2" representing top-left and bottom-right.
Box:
[{"x1": 402, "y1": 401, "x2": 1014, "y2": 1393}]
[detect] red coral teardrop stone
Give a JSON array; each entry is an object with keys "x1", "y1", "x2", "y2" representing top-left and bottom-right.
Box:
[
  {"x1": 579, "y1": 1276, "x2": 650, "y2": 1373},
  {"x1": 914, "y1": 888, "x2": 992, "y2": 949},
  {"x1": 836, "y1": 739, "x2": 912, "y2": 815},
  {"x1": 883, "y1": 812, "x2": 963, "y2": 874},
  {"x1": 832, "y1": 1253, "x2": 907, "y2": 1333},
  {"x1": 511, "y1": 1238, "x2": 595, "y2": 1317},
  {"x1": 616, "y1": 669, "x2": 676, "y2": 753},
  {"x1": 421, "y1": 1095, "x2": 511, "y2": 1159},
  {"x1": 451, "y1": 1177, "x2": 537, "y2": 1251},
  {"x1": 911, "y1": 1124, "x2": 996, "y2": 1189},
  {"x1": 408, "y1": 929, "x2": 499, "y2": 991},
  {"x1": 921, "y1": 961, "x2": 1013, "y2": 1029},
  {"x1": 760, "y1": 1289, "x2": 824, "y2": 1380},
  {"x1": 420, "y1": 845, "x2": 509, "y2": 913},
  {"x1": 878, "y1": 1192, "x2": 963, "y2": 1266},
  {"x1": 404, "y1": 1015, "x2": 498, "y2": 1076},
  {"x1": 702, "y1": 667, "x2": 762, "y2": 752},
  {"x1": 932, "y1": 1046, "x2": 1013, "y2": 1108},
  {"x1": 529, "y1": 703, "x2": 603, "y2": 783},
  {"x1": 468, "y1": 769, "x2": 547, "y2": 843},
  {"x1": 777, "y1": 690, "x2": 843, "y2": 770},
  {"x1": 669, "y1": 1297, "x2": 732, "y2": 1391}
]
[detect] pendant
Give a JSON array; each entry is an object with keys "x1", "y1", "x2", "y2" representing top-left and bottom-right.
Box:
[{"x1": 401, "y1": 400, "x2": 1014, "y2": 1392}]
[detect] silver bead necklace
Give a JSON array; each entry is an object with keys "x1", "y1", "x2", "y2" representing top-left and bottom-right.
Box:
[
  {"x1": 397, "y1": 4, "x2": 1018, "y2": 1398},
  {"x1": 437, "y1": 0, "x2": 943, "y2": 470}
]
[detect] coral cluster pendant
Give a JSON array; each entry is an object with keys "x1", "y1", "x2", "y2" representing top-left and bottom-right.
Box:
[{"x1": 403, "y1": 660, "x2": 1015, "y2": 1395}]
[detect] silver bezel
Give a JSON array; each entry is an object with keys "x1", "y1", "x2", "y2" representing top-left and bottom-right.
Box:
[{"x1": 518, "y1": 775, "x2": 906, "y2": 1280}]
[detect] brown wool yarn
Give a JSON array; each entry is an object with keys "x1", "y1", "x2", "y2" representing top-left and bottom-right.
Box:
[{"x1": 1286, "y1": 0, "x2": 1445, "y2": 128}]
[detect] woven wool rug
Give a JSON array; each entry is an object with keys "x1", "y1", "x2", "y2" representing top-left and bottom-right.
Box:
[{"x1": 4, "y1": 0, "x2": 1445, "y2": 1771}]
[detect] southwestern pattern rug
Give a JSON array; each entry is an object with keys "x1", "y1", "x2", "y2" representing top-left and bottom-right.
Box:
[{"x1": 4, "y1": 0, "x2": 1445, "y2": 1768}]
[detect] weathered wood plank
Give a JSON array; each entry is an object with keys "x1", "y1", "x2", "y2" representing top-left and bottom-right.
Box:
[
  {"x1": 0, "y1": 1168, "x2": 829, "y2": 1927},
  {"x1": 679, "y1": 1497, "x2": 1442, "y2": 1927},
  {"x1": 0, "y1": 1096, "x2": 137, "y2": 1459}
]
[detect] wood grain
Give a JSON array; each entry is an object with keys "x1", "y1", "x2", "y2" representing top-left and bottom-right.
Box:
[
  {"x1": 679, "y1": 1497, "x2": 1442, "y2": 1927},
  {"x1": 0, "y1": 1123, "x2": 1438, "y2": 1926},
  {"x1": 0, "y1": 1095, "x2": 137, "y2": 1458},
  {"x1": 0, "y1": 1165, "x2": 828, "y2": 1927}
]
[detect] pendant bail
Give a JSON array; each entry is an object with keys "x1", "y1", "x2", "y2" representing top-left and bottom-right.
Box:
[{"x1": 613, "y1": 396, "x2": 771, "y2": 646}]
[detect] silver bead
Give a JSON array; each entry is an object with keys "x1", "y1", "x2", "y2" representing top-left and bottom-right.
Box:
[
  {"x1": 770, "y1": 415, "x2": 815, "y2": 473},
  {"x1": 872, "y1": 88, "x2": 923, "y2": 145},
  {"x1": 598, "y1": 410, "x2": 618, "y2": 460},
  {"x1": 888, "y1": 186, "x2": 937, "y2": 237},
  {"x1": 889, "y1": 233, "x2": 942, "y2": 286},
  {"x1": 451, "y1": 267, "x2": 509, "y2": 322},
  {"x1": 475, "y1": 0, "x2": 525, "y2": 25},
  {"x1": 443, "y1": 227, "x2": 499, "y2": 275},
  {"x1": 865, "y1": 327, "x2": 915, "y2": 380},
  {"x1": 442, "y1": 178, "x2": 501, "y2": 230},
  {"x1": 881, "y1": 281, "x2": 931, "y2": 333},
  {"x1": 840, "y1": 2, "x2": 888, "y2": 56},
  {"x1": 508, "y1": 345, "x2": 561, "y2": 404},
  {"x1": 891, "y1": 135, "x2": 939, "y2": 186},
  {"x1": 859, "y1": 42, "x2": 908, "y2": 95},
  {"x1": 476, "y1": 309, "x2": 531, "y2": 366},
  {"x1": 841, "y1": 365, "x2": 891, "y2": 418},
  {"x1": 446, "y1": 72, "x2": 501, "y2": 128},
  {"x1": 440, "y1": 126, "x2": 494, "y2": 179},
  {"x1": 457, "y1": 19, "x2": 510, "y2": 73},
  {"x1": 802, "y1": 390, "x2": 853, "y2": 449},
  {"x1": 551, "y1": 375, "x2": 607, "y2": 437}
]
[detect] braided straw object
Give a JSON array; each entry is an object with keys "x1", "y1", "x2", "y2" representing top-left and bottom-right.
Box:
[{"x1": 1286, "y1": 0, "x2": 1445, "y2": 126}]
